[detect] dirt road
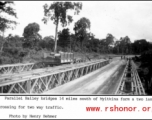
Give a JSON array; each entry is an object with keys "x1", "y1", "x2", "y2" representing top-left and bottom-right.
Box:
[{"x1": 43, "y1": 57, "x2": 126, "y2": 94}]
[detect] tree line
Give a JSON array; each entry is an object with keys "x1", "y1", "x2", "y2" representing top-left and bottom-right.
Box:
[{"x1": 0, "y1": 1, "x2": 152, "y2": 64}]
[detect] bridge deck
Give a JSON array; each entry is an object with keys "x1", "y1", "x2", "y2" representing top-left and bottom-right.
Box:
[
  {"x1": 43, "y1": 58, "x2": 126, "y2": 94},
  {"x1": 0, "y1": 59, "x2": 105, "y2": 83},
  {"x1": 0, "y1": 59, "x2": 110, "y2": 93}
]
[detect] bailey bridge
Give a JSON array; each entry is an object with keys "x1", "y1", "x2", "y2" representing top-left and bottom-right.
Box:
[{"x1": 0, "y1": 57, "x2": 145, "y2": 95}]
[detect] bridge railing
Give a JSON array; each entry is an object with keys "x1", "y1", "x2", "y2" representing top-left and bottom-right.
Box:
[
  {"x1": 0, "y1": 59, "x2": 109, "y2": 94},
  {"x1": 0, "y1": 63, "x2": 35, "y2": 75},
  {"x1": 115, "y1": 60, "x2": 145, "y2": 95},
  {"x1": 132, "y1": 61, "x2": 145, "y2": 95}
]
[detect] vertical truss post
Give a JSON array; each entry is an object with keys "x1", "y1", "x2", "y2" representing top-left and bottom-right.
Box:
[{"x1": 27, "y1": 80, "x2": 31, "y2": 93}]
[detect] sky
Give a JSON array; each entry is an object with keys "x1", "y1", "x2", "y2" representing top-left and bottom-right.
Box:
[{"x1": 4, "y1": 1, "x2": 152, "y2": 42}]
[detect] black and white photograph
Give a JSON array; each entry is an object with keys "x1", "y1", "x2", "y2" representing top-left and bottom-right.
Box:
[{"x1": 0, "y1": 1, "x2": 152, "y2": 95}]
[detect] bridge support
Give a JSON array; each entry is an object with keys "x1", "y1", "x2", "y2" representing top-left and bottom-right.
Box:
[{"x1": 0, "y1": 60, "x2": 109, "y2": 93}]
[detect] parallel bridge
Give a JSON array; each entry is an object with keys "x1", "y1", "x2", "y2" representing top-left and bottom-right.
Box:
[
  {"x1": 0, "y1": 57, "x2": 145, "y2": 95},
  {"x1": 0, "y1": 59, "x2": 109, "y2": 93},
  {"x1": 115, "y1": 59, "x2": 145, "y2": 95},
  {"x1": 0, "y1": 63, "x2": 35, "y2": 75}
]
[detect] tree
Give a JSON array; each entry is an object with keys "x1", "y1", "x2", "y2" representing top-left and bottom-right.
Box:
[
  {"x1": 119, "y1": 36, "x2": 131, "y2": 54},
  {"x1": 106, "y1": 33, "x2": 114, "y2": 46},
  {"x1": 132, "y1": 39, "x2": 149, "y2": 54},
  {"x1": 90, "y1": 38, "x2": 100, "y2": 52},
  {"x1": 4, "y1": 35, "x2": 23, "y2": 55},
  {"x1": 113, "y1": 40, "x2": 121, "y2": 54},
  {"x1": 0, "y1": 1, "x2": 17, "y2": 52},
  {"x1": 74, "y1": 17, "x2": 91, "y2": 52},
  {"x1": 0, "y1": 35, "x2": 25, "y2": 64},
  {"x1": 0, "y1": 1, "x2": 17, "y2": 31},
  {"x1": 58, "y1": 28, "x2": 70, "y2": 49},
  {"x1": 69, "y1": 33, "x2": 77, "y2": 52},
  {"x1": 0, "y1": 1, "x2": 10, "y2": 11},
  {"x1": 39, "y1": 36, "x2": 54, "y2": 50},
  {"x1": 84, "y1": 32, "x2": 95, "y2": 52},
  {"x1": 23, "y1": 23, "x2": 42, "y2": 48},
  {"x1": 105, "y1": 33, "x2": 115, "y2": 53},
  {"x1": 42, "y1": 2, "x2": 82, "y2": 53}
]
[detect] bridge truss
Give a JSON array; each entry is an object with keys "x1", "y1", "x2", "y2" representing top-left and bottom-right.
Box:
[
  {"x1": 0, "y1": 63, "x2": 35, "y2": 75},
  {"x1": 115, "y1": 59, "x2": 145, "y2": 95},
  {"x1": 0, "y1": 59, "x2": 109, "y2": 93}
]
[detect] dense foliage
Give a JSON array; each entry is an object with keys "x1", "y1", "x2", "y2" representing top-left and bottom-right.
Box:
[{"x1": 1, "y1": 1, "x2": 152, "y2": 65}]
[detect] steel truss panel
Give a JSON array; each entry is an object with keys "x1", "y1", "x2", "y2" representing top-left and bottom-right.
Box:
[
  {"x1": 0, "y1": 63, "x2": 35, "y2": 75},
  {"x1": 115, "y1": 59, "x2": 145, "y2": 95},
  {"x1": 0, "y1": 60, "x2": 109, "y2": 93},
  {"x1": 0, "y1": 59, "x2": 105, "y2": 82}
]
